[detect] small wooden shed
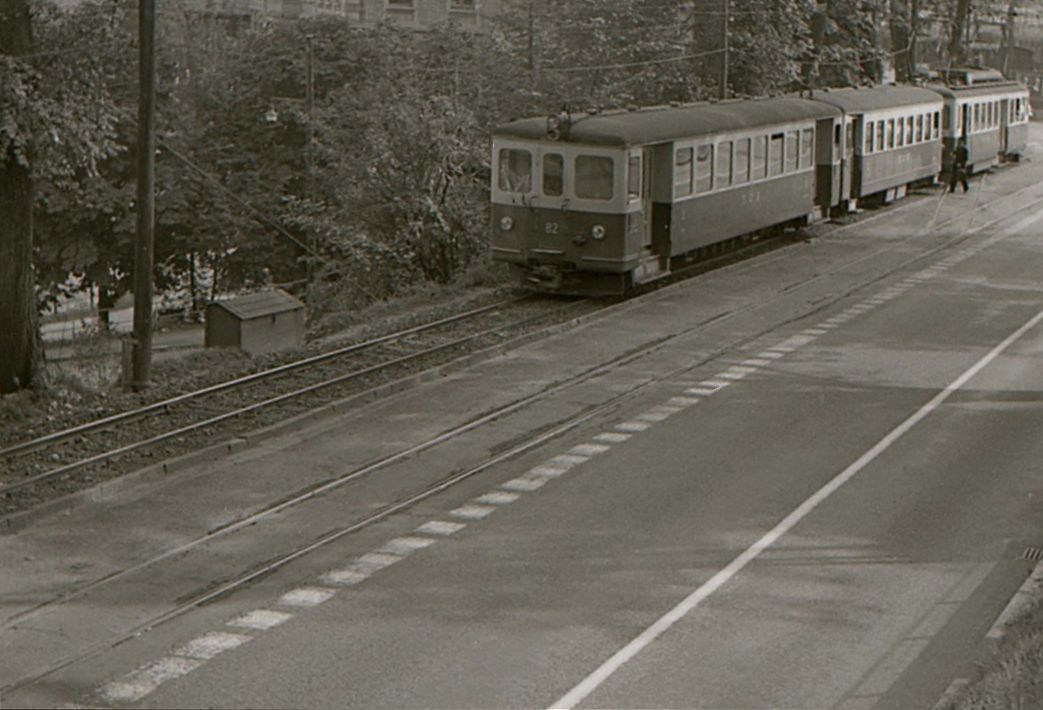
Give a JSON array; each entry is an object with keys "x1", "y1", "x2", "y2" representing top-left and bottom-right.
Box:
[{"x1": 205, "y1": 290, "x2": 305, "y2": 356}]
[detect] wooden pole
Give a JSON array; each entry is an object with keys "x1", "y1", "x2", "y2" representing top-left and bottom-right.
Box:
[{"x1": 131, "y1": 0, "x2": 156, "y2": 391}]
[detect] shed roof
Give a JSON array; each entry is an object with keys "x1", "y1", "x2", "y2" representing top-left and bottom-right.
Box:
[
  {"x1": 209, "y1": 289, "x2": 303, "y2": 320},
  {"x1": 807, "y1": 85, "x2": 943, "y2": 112},
  {"x1": 494, "y1": 97, "x2": 841, "y2": 147}
]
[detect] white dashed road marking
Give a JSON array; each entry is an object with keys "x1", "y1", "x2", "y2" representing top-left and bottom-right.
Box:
[
  {"x1": 278, "y1": 587, "x2": 337, "y2": 608},
  {"x1": 594, "y1": 432, "x2": 631, "y2": 444},
  {"x1": 380, "y1": 537, "x2": 436, "y2": 555},
  {"x1": 227, "y1": 609, "x2": 293, "y2": 631},
  {"x1": 503, "y1": 476, "x2": 548, "y2": 492},
  {"x1": 415, "y1": 520, "x2": 466, "y2": 536},
  {"x1": 550, "y1": 306, "x2": 1043, "y2": 710},
  {"x1": 616, "y1": 420, "x2": 651, "y2": 432},
  {"x1": 570, "y1": 443, "x2": 611, "y2": 456},
  {"x1": 476, "y1": 491, "x2": 520, "y2": 506},
  {"x1": 101, "y1": 657, "x2": 203, "y2": 704},
  {"x1": 174, "y1": 632, "x2": 251, "y2": 661},
  {"x1": 448, "y1": 504, "x2": 496, "y2": 521}
]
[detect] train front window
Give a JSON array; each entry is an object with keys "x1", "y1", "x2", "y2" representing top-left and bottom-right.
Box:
[
  {"x1": 498, "y1": 148, "x2": 532, "y2": 193},
  {"x1": 542, "y1": 153, "x2": 563, "y2": 197},
  {"x1": 575, "y1": 155, "x2": 615, "y2": 200}
]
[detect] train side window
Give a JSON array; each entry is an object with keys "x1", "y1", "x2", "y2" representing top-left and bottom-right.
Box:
[
  {"x1": 627, "y1": 155, "x2": 641, "y2": 200},
  {"x1": 542, "y1": 153, "x2": 564, "y2": 197},
  {"x1": 865, "y1": 121, "x2": 875, "y2": 153},
  {"x1": 896, "y1": 117, "x2": 905, "y2": 146},
  {"x1": 674, "y1": 147, "x2": 693, "y2": 197},
  {"x1": 876, "y1": 121, "x2": 885, "y2": 151},
  {"x1": 695, "y1": 144, "x2": 714, "y2": 193},
  {"x1": 784, "y1": 130, "x2": 798, "y2": 173},
  {"x1": 886, "y1": 119, "x2": 895, "y2": 149},
  {"x1": 575, "y1": 155, "x2": 615, "y2": 200},
  {"x1": 800, "y1": 128, "x2": 813, "y2": 168},
  {"x1": 769, "y1": 133, "x2": 784, "y2": 177},
  {"x1": 498, "y1": 148, "x2": 532, "y2": 193},
  {"x1": 734, "y1": 138, "x2": 750, "y2": 184},
  {"x1": 716, "y1": 141, "x2": 733, "y2": 187},
  {"x1": 934, "y1": 110, "x2": 940, "y2": 135},
  {"x1": 916, "y1": 115, "x2": 924, "y2": 143},
  {"x1": 974, "y1": 103, "x2": 981, "y2": 131},
  {"x1": 751, "y1": 135, "x2": 767, "y2": 180},
  {"x1": 906, "y1": 116, "x2": 914, "y2": 144}
]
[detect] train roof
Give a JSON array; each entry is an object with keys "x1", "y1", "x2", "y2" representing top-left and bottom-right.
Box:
[
  {"x1": 493, "y1": 97, "x2": 841, "y2": 147},
  {"x1": 926, "y1": 80, "x2": 1027, "y2": 99},
  {"x1": 807, "y1": 85, "x2": 942, "y2": 112}
]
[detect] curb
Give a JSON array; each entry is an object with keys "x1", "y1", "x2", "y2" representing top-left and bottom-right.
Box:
[{"x1": 985, "y1": 560, "x2": 1043, "y2": 641}]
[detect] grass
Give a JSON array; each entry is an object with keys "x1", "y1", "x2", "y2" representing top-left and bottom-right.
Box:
[{"x1": 943, "y1": 588, "x2": 1043, "y2": 709}]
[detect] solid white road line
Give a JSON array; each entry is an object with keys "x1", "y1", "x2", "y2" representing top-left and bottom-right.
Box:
[{"x1": 550, "y1": 306, "x2": 1043, "y2": 710}]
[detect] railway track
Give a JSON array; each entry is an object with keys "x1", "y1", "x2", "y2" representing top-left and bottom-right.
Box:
[
  {"x1": 7, "y1": 164, "x2": 1043, "y2": 702},
  {"x1": 0, "y1": 295, "x2": 599, "y2": 503},
  {"x1": 0, "y1": 166, "x2": 1029, "y2": 516}
]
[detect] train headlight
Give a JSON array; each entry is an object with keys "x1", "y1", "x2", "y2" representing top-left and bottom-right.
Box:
[
  {"x1": 500, "y1": 216, "x2": 514, "y2": 231},
  {"x1": 591, "y1": 224, "x2": 606, "y2": 240}
]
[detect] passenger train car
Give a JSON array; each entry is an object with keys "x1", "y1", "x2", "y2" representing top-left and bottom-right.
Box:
[{"x1": 490, "y1": 73, "x2": 1028, "y2": 295}]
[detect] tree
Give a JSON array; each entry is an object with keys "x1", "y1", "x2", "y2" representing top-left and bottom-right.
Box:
[
  {"x1": 1, "y1": 0, "x2": 122, "y2": 393},
  {"x1": 0, "y1": 0, "x2": 36, "y2": 393}
]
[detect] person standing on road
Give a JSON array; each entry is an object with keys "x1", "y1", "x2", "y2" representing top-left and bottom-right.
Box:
[{"x1": 949, "y1": 137, "x2": 970, "y2": 193}]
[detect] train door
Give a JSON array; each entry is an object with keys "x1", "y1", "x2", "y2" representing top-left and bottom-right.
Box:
[
  {"x1": 629, "y1": 148, "x2": 653, "y2": 253},
  {"x1": 843, "y1": 116, "x2": 856, "y2": 202},
  {"x1": 814, "y1": 117, "x2": 837, "y2": 209},
  {"x1": 1000, "y1": 97, "x2": 1011, "y2": 157}
]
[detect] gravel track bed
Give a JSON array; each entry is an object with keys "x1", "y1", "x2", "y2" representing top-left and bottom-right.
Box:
[{"x1": 1, "y1": 289, "x2": 600, "y2": 517}]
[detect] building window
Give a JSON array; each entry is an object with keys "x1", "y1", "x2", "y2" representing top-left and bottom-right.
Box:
[{"x1": 450, "y1": 0, "x2": 476, "y2": 8}]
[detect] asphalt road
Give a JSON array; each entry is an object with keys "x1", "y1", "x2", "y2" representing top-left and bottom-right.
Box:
[{"x1": 3, "y1": 142, "x2": 1043, "y2": 709}]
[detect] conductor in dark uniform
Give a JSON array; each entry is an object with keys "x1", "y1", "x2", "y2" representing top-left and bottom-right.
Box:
[{"x1": 949, "y1": 137, "x2": 969, "y2": 193}]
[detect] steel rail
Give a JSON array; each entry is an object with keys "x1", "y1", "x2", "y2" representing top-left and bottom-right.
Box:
[
  {"x1": 8, "y1": 180, "x2": 1041, "y2": 699},
  {"x1": 0, "y1": 299, "x2": 590, "y2": 496},
  {"x1": 1, "y1": 296, "x2": 532, "y2": 460}
]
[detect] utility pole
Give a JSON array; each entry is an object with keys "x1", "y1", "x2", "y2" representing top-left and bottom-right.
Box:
[
  {"x1": 1003, "y1": 0, "x2": 1018, "y2": 76},
  {"x1": 131, "y1": 0, "x2": 156, "y2": 391},
  {"x1": 719, "y1": 0, "x2": 729, "y2": 99},
  {"x1": 949, "y1": 0, "x2": 971, "y2": 68},
  {"x1": 909, "y1": 0, "x2": 919, "y2": 76},
  {"x1": 304, "y1": 34, "x2": 314, "y2": 283}
]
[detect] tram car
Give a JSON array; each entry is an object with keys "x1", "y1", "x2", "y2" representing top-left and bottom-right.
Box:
[
  {"x1": 928, "y1": 68, "x2": 1030, "y2": 176},
  {"x1": 490, "y1": 73, "x2": 1028, "y2": 296},
  {"x1": 807, "y1": 86, "x2": 944, "y2": 208}
]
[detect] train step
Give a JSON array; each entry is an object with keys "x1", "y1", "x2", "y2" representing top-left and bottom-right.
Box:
[{"x1": 633, "y1": 255, "x2": 670, "y2": 284}]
